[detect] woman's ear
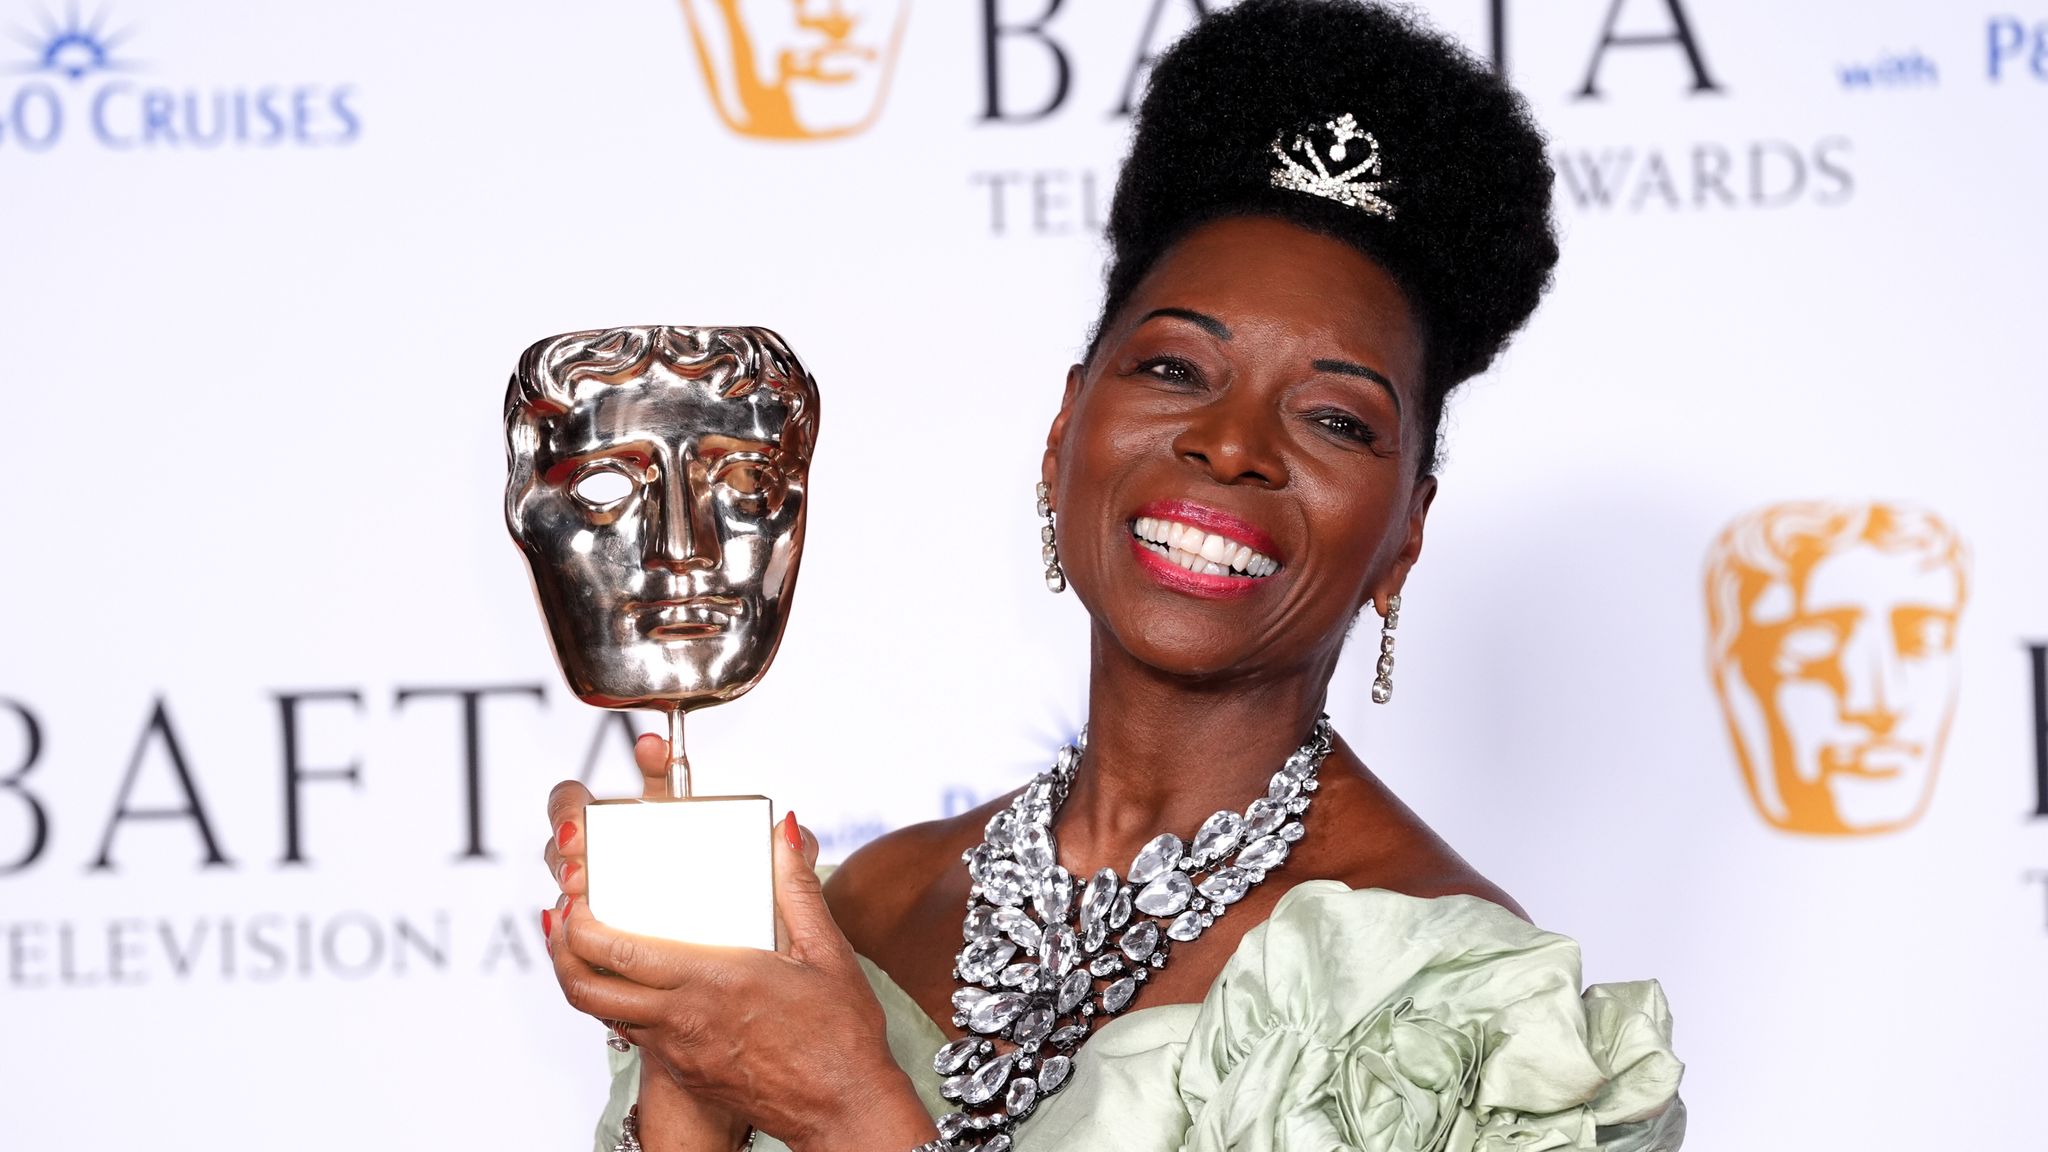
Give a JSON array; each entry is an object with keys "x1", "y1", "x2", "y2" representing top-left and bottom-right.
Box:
[
  {"x1": 1040, "y1": 363, "x2": 1085, "y2": 496},
  {"x1": 1364, "y1": 472, "x2": 1438, "y2": 613}
]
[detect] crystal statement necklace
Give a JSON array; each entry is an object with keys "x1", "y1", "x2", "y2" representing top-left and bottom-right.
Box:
[{"x1": 930, "y1": 717, "x2": 1334, "y2": 1150}]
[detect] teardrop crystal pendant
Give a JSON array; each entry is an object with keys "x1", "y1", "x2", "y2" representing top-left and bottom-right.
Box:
[
  {"x1": 1056, "y1": 968, "x2": 1092, "y2": 1013},
  {"x1": 982, "y1": 860, "x2": 1028, "y2": 906},
  {"x1": 1134, "y1": 870, "x2": 1193, "y2": 916},
  {"x1": 1101, "y1": 976, "x2": 1138, "y2": 1014},
  {"x1": 1040, "y1": 924, "x2": 1078, "y2": 976},
  {"x1": 960, "y1": 1052, "x2": 1018, "y2": 1105},
  {"x1": 1005, "y1": 1075, "x2": 1039, "y2": 1117},
  {"x1": 968, "y1": 991, "x2": 1030, "y2": 1034},
  {"x1": 1119, "y1": 919, "x2": 1160, "y2": 963},
  {"x1": 1080, "y1": 868, "x2": 1119, "y2": 928},
  {"x1": 1034, "y1": 867, "x2": 1074, "y2": 923},
  {"x1": 1197, "y1": 867, "x2": 1251, "y2": 906},
  {"x1": 959, "y1": 937, "x2": 1018, "y2": 982},
  {"x1": 1236, "y1": 835, "x2": 1288, "y2": 873},
  {"x1": 984, "y1": 810, "x2": 1017, "y2": 853},
  {"x1": 1127, "y1": 832, "x2": 1185, "y2": 886},
  {"x1": 1191, "y1": 810, "x2": 1245, "y2": 863},
  {"x1": 934, "y1": 1037, "x2": 978, "y2": 1075},
  {"x1": 1015, "y1": 823, "x2": 1055, "y2": 872},
  {"x1": 1014, "y1": 1004, "x2": 1055, "y2": 1049},
  {"x1": 964, "y1": 906, "x2": 999, "y2": 942},
  {"x1": 1244, "y1": 797, "x2": 1287, "y2": 837}
]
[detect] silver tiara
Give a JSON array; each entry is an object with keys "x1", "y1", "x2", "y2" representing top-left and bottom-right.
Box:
[{"x1": 1269, "y1": 113, "x2": 1396, "y2": 219}]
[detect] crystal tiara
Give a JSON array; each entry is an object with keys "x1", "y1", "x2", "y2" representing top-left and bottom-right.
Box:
[{"x1": 1268, "y1": 112, "x2": 1396, "y2": 219}]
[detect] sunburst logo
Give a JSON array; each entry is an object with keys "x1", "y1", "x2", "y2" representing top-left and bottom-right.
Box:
[
  {"x1": 0, "y1": 3, "x2": 361, "y2": 154},
  {"x1": 6, "y1": 4, "x2": 135, "y2": 81},
  {"x1": 1706, "y1": 501, "x2": 1969, "y2": 837},
  {"x1": 679, "y1": 0, "x2": 910, "y2": 141}
]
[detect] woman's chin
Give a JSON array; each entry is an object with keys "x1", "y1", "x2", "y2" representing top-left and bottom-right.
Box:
[{"x1": 1097, "y1": 612, "x2": 1276, "y2": 681}]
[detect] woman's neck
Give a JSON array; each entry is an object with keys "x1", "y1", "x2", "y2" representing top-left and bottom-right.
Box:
[{"x1": 1052, "y1": 630, "x2": 1338, "y2": 871}]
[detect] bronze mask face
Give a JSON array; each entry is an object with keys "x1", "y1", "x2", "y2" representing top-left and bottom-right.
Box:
[{"x1": 505, "y1": 326, "x2": 819, "y2": 716}]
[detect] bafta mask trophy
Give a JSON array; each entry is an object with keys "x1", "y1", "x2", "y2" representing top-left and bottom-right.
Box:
[{"x1": 506, "y1": 325, "x2": 818, "y2": 948}]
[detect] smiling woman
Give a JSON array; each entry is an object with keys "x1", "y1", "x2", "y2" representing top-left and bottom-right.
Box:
[{"x1": 542, "y1": 3, "x2": 1684, "y2": 1151}]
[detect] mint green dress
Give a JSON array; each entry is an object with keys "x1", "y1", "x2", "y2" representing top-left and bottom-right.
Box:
[{"x1": 595, "y1": 882, "x2": 1686, "y2": 1151}]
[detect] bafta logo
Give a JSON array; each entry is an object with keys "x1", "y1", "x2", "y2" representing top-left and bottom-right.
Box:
[
  {"x1": 1705, "y1": 502, "x2": 1968, "y2": 836},
  {"x1": 680, "y1": 0, "x2": 910, "y2": 141}
]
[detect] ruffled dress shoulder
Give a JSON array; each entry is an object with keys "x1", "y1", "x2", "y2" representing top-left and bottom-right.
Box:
[{"x1": 595, "y1": 881, "x2": 1685, "y2": 1152}]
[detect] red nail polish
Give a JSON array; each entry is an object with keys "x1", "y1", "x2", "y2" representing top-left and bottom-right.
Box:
[
  {"x1": 561, "y1": 861, "x2": 579, "y2": 885},
  {"x1": 557, "y1": 821, "x2": 575, "y2": 850},
  {"x1": 541, "y1": 909, "x2": 553, "y2": 939},
  {"x1": 564, "y1": 896, "x2": 576, "y2": 917},
  {"x1": 782, "y1": 811, "x2": 801, "y2": 850}
]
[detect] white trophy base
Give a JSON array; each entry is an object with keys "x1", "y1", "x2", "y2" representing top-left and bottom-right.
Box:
[{"x1": 583, "y1": 795, "x2": 776, "y2": 950}]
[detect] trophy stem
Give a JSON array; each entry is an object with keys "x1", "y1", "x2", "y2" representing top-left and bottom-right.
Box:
[{"x1": 665, "y1": 707, "x2": 690, "y2": 799}]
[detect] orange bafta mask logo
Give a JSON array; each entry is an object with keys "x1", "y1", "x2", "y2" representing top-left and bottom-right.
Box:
[
  {"x1": 1706, "y1": 502, "x2": 1969, "y2": 836},
  {"x1": 679, "y1": 0, "x2": 910, "y2": 141}
]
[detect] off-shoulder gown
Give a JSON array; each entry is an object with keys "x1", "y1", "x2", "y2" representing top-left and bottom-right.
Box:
[{"x1": 595, "y1": 882, "x2": 1686, "y2": 1151}]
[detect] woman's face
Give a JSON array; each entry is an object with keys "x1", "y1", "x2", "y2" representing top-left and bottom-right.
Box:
[{"x1": 1045, "y1": 215, "x2": 1433, "y2": 680}]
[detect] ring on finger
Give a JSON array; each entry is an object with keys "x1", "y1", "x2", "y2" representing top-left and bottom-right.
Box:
[{"x1": 603, "y1": 1019, "x2": 636, "y2": 1051}]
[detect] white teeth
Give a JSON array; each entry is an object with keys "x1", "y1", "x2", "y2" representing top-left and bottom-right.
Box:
[{"x1": 1128, "y1": 516, "x2": 1278, "y2": 578}]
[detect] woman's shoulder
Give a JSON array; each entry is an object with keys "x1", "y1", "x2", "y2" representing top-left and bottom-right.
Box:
[
  {"x1": 1308, "y1": 738, "x2": 1529, "y2": 920},
  {"x1": 822, "y1": 794, "x2": 1014, "y2": 959}
]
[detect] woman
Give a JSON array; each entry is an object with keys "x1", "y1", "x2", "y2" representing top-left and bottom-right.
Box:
[{"x1": 541, "y1": 2, "x2": 1685, "y2": 1149}]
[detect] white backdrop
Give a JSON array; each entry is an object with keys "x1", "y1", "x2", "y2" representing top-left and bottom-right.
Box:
[{"x1": 4, "y1": 1, "x2": 2046, "y2": 1148}]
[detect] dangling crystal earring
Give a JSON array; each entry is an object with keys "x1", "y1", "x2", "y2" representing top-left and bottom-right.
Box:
[
  {"x1": 1370, "y1": 593, "x2": 1400, "y2": 703},
  {"x1": 1037, "y1": 481, "x2": 1065, "y2": 593}
]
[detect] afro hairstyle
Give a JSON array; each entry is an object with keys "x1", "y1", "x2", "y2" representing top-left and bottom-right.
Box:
[{"x1": 1088, "y1": 0, "x2": 1558, "y2": 474}]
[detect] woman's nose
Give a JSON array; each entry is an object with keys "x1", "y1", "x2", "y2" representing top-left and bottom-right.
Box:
[{"x1": 1170, "y1": 390, "x2": 1288, "y2": 487}]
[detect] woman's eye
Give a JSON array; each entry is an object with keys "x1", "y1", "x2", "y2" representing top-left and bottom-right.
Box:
[
  {"x1": 571, "y1": 466, "x2": 636, "y2": 506},
  {"x1": 1313, "y1": 411, "x2": 1376, "y2": 444},
  {"x1": 1137, "y1": 357, "x2": 1200, "y2": 386}
]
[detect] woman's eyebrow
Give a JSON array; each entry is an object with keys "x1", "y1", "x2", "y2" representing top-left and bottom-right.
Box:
[
  {"x1": 1139, "y1": 307, "x2": 1231, "y2": 340},
  {"x1": 1312, "y1": 358, "x2": 1402, "y2": 416}
]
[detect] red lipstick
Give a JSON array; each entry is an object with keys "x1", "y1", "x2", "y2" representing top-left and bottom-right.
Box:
[
  {"x1": 1131, "y1": 499, "x2": 1281, "y2": 559},
  {"x1": 1125, "y1": 499, "x2": 1282, "y2": 600},
  {"x1": 1128, "y1": 536, "x2": 1262, "y2": 598}
]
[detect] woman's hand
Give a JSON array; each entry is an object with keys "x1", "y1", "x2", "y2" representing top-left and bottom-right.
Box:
[
  {"x1": 542, "y1": 732, "x2": 673, "y2": 924},
  {"x1": 547, "y1": 736, "x2": 748, "y2": 1150},
  {"x1": 544, "y1": 734, "x2": 937, "y2": 1152}
]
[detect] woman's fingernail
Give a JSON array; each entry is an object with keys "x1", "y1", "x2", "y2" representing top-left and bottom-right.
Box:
[
  {"x1": 782, "y1": 811, "x2": 801, "y2": 850},
  {"x1": 564, "y1": 896, "x2": 577, "y2": 917},
  {"x1": 561, "y1": 861, "x2": 579, "y2": 886},
  {"x1": 541, "y1": 909, "x2": 553, "y2": 939},
  {"x1": 557, "y1": 821, "x2": 575, "y2": 850}
]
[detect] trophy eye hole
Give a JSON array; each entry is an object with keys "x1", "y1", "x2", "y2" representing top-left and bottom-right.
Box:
[
  {"x1": 572, "y1": 466, "x2": 636, "y2": 507},
  {"x1": 713, "y1": 456, "x2": 784, "y2": 499}
]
